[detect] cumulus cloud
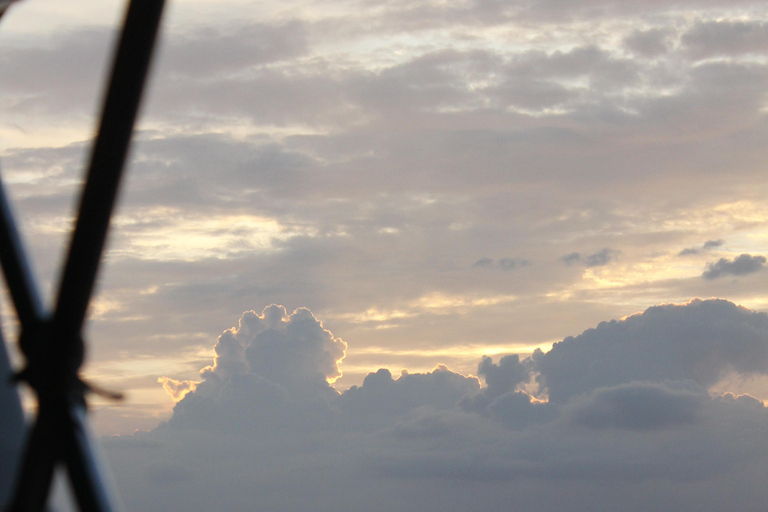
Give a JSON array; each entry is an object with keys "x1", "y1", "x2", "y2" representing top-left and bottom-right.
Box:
[
  {"x1": 341, "y1": 366, "x2": 480, "y2": 426},
  {"x1": 103, "y1": 300, "x2": 768, "y2": 512},
  {"x1": 702, "y1": 254, "x2": 766, "y2": 279},
  {"x1": 157, "y1": 377, "x2": 197, "y2": 402},
  {"x1": 532, "y1": 299, "x2": 768, "y2": 403},
  {"x1": 164, "y1": 305, "x2": 347, "y2": 431}
]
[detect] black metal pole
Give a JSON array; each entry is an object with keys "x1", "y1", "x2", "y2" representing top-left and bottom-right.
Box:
[
  {"x1": 5, "y1": 1, "x2": 166, "y2": 511},
  {"x1": 0, "y1": 176, "x2": 44, "y2": 329},
  {"x1": 54, "y1": 0, "x2": 166, "y2": 340}
]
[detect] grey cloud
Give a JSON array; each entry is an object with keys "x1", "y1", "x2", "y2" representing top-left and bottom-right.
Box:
[
  {"x1": 623, "y1": 28, "x2": 672, "y2": 58},
  {"x1": 678, "y1": 239, "x2": 724, "y2": 256},
  {"x1": 484, "y1": 390, "x2": 558, "y2": 429},
  {"x1": 702, "y1": 254, "x2": 766, "y2": 280},
  {"x1": 477, "y1": 354, "x2": 528, "y2": 397},
  {"x1": 564, "y1": 380, "x2": 705, "y2": 431},
  {"x1": 158, "y1": 21, "x2": 308, "y2": 77},
  {"x1": 341, "y1": 366, "x2": 480, "y2": 425},
  {"x1": 168, "y1": 305, "x2": 346, "y2": 431},
  {"x1": 499, "y1": 257, "x2": 530, "y2": 270},
  {"x1": 0, "y1": 29, "x2": 111, "y2": 115},
  {"x1": 460, "y1": 354, "x2": 559, "y2": 429},
  {"x1": 473, "y1": 257, "x2": 530, "y2": 270},
  {"x1": 703, "y1": 239, "x2": 724, "y2": 249},
  {"x1": 533, "y1": 299, "x2": 768, "y2": 403},
  {"x1": 561, "y1": 252, "x2": 580, "y2": 264},
  {"x1": 585, "y1": 248, "x2": 617, "y2": 267},
  {"x1": 102, "y1": 301, "x2": 768, "y2": 512},
  {"x1": 472, "y1": 257, "x2": 494, "y2": 268},
  {"x1": 683, "y1": 20, "x2": 768, "y2": 59}
]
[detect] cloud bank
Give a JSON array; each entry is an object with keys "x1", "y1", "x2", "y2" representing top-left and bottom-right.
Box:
[{"x1": 104, "y1": 299, "x2": 768, "y2": 512}]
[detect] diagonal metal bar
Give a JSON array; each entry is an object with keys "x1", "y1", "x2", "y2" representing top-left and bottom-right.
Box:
[
  {"x1": 4, "y1": 1, "x2": 167, "y2": 511},
  {"x1": 0, "y1": 326, "x2": 25, "y2": 510},
  {"x1": 8, "y1": 394, "x2": 116, "y2": 512},
  {"x1": 54, "y1": 0, "x2": 166, "y2": 340},
  {"x1": 7, "y1": 402, "x2": 58, "y2": 512},
  {"x1": 0, "y1": 176, "x2": 44, "y2": 329},
  {"x1": 60, "y1": 402, "x2": 116, "y2": 512}
]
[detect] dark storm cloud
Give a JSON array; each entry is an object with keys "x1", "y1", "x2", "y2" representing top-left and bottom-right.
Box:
[{"x1": 702, "y1": 254, "x2": 766, "y2": 280}]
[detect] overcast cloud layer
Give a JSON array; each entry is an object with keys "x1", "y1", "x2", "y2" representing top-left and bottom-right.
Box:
[{"x1": 2, "y1": 0, "x2": 768, "y2": 508}]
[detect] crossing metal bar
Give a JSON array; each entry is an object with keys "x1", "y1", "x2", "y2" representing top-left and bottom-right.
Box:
[
  {"x1": 1, "y1": 1, "x2": 167, "y2": 510},
  {"x1": 0, "y1": 177, "x2": 45, "y2": 329}
]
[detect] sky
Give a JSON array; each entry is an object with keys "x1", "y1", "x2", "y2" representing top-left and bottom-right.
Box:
[{"x1": 2, "y1": 0, "x2": 768, "y2": 510}]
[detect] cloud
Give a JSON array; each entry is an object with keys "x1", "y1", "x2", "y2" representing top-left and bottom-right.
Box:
[
  {"x1": 623, "y1": 28, "x2": 672, "y2": 57},
  {"x1": 103, "y1": 300, "x2": 768, "y2": 512},
  {"x1": 532, "y1": 299, "x2": 768, "y2": 403},
  {"x1": 683, "y1": 21, "x2": 768, "y2": 59},
  {"x1": 678, "y1": 239, "x2": 724, "y2": 256},
  {"x1": 472, "y1": 257, "x2": 494, "y2": 268},
  {"x1": 703, "y1": 239, "x2": 725, "y2": 250},
  {"x1": 159, "y1": 21, "x2": 309, "y2": 77},
  {"x1": 702, "y1": 254, "x2": 766, "y2": 279},
  {"x1": 221, "y1": 307, "x2": 343, "y2": 384},
  {"x1": 341, "y1": 366, "x2": 480, "y2": 426},
  {"x1": 584, "y1": 248, "x2": 617, "y2": 267},
  {"x1": 562, "y1": 249, "x2": 618, "y2": 267},
  {"x1": 157, "y1": 377, "x2": 197, "y2": 402},
  {"x1": 563, "y1": 380, "x2": 705, "y2": 431},
  {"x1": 6, "y1": 0, "x2": 768, "y2": 506},
  {"x1": 561, "y1": 252, "x2": 581, "y2": 265},
  {"x1": 473, "y1": 257, "x2": 531, "y2": 270}
]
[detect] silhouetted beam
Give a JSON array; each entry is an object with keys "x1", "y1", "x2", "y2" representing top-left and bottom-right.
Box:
[
  {"x1": 5, "y1": 1, "x2": 166, "y2": 511},
  {"x1": 54, "y1": 0, "x2": 166, "y2": 342},
  {"x1": 0, "y1": 177, "x2": 44, "y2": 329}
]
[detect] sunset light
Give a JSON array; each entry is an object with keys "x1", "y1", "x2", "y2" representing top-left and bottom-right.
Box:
[{"x1": 2, "y1": 0, "x2": 768, "y2": 511}]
